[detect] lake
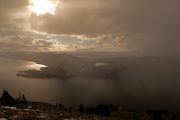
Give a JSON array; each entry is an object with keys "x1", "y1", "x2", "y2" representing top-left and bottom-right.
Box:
[
  {"x1": 0, "y1": 57, "x2": 64, "y2": 104},
  {"x1": 0, "y1": 57, "x2": 117, "y2": 106},
  {"x1": 1, "y1": 56, "x2": 180, "y2": 110}
]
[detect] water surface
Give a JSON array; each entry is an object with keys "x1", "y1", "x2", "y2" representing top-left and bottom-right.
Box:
[{"x1": 0, "y1": 57, "x2": 116, "y2": 106}]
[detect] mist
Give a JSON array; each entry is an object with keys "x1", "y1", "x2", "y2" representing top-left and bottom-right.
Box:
[{"x1": 0, "y1": 52, "x2": 179, "y2": 111}]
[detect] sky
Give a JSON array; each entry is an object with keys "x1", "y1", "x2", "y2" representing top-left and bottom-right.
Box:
[{"x1": 0, "y1": 0, "x2": 180, "y2": 55}]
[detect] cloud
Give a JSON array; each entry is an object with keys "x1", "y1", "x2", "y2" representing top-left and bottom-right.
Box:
[
  {"x1": 0, "y1": 36, "x2": 55, "y2": 51},
  {"x1": 0, "y1": 0, "x2": 180, "y2": 53},
  {"x1": 30, "y1": 0, "x2": 123, "y2": 36},
  {"x1": 29, "y1": 0, "x2": 180, "y2": 54},
  {"x1": 0, "y1": 0, "x2": 29, "y2": 30}
]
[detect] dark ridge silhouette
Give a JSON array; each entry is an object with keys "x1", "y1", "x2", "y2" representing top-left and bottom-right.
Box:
[{"x1": 0, "y1": 90, "x2": 17, "y2": 106}]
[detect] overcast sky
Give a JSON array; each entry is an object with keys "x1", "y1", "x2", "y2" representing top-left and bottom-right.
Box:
[{"x1": 0, "y1": 0, "x2": 179, "y2": 55}]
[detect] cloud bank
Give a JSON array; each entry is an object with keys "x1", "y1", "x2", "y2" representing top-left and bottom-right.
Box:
[{"x1": 0, "y1": 0, "x2": 180, "y2": 54}]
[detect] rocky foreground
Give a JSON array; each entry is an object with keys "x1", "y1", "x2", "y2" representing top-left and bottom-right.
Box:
[
  {"x1": 0, "y1": 103, "x2": 120, "y2": 120},
  {"x1": 0, "y1": 105, "x2": 58, "y2": 120},
  {"x1": 1, "y1": 90, "x2": 180, "y2": 120},
  {"x1": 0, "y1": 90, "x2": 122, "y2": 120}
]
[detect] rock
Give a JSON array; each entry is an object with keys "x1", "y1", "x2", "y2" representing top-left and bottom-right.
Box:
[
  {"x1": 1, "y1": 106, "x2": 17, "y2": 111},
  {"x1": 0, "y1": 118, "x2": 8, "y2": 120},
  {"x1": 0, "y1": 90, "x2": 17, "y2": 106}
]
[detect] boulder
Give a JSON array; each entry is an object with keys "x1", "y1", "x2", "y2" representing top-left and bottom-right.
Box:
[{"x1": 0, "y1": 90, "x2": 17, "y2": 106}]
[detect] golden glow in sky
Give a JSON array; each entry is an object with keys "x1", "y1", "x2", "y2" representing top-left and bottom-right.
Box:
[
  {"x1": 30, "y1": 0, "x2": 57, "y2": 15},
  {"x1": 20, "y1": 62, "x2": 47, "y2": 71}
]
